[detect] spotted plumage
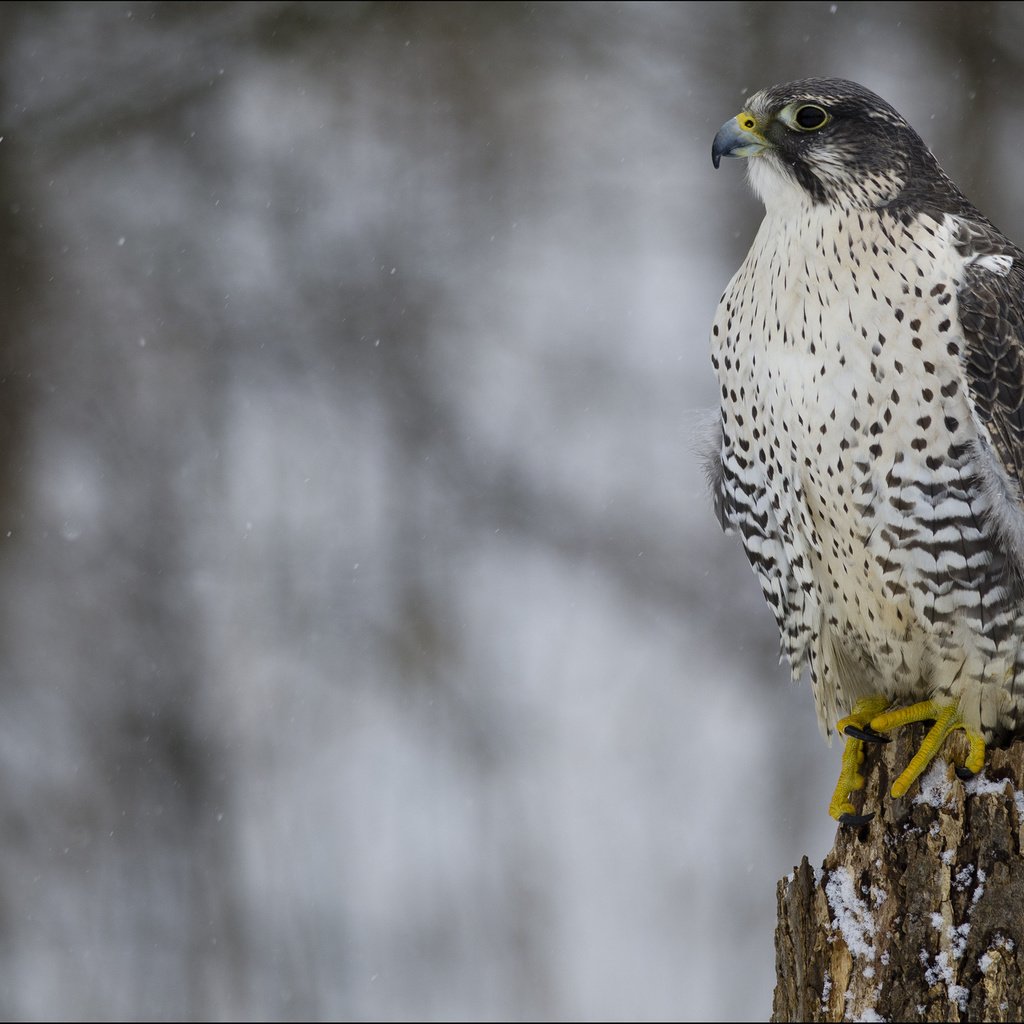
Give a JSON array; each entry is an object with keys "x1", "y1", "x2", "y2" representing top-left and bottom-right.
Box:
[{"x1": 708, "y1": 78, "x2": 1024, "y2": 820}]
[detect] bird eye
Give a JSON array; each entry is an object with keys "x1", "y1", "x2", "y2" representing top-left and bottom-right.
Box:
[{"x1": 793, "y1": 104, "x2": 830, "y2": 131}]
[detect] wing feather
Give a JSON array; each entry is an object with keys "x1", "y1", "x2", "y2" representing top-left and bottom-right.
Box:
[{"x1": 954, "y1": 218, "x2": 1024, "y2": 578}]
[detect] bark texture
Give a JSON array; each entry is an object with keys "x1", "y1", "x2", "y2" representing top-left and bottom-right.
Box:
[{"x1": 774, "y1": 728, "x2": 1024, "y2": 1022}]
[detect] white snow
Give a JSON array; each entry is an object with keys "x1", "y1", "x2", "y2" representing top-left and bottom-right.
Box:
[
  {"x1": 972, "y1": 868, "x2": 986, "y2": 906},
  {"x1": 949, "y1": 983, "x2": 969, "y2": 1010},
  {"x1": 953, "y1": 865, "x2": 974, "y2": 891},
  {"x1": 922, "y1": 949, "x2": 968, "y2": 1011},
  {"x1": 964, "y1": 773, "x2": 1010, "y2": 798},
  {"x1": 913, "y1": 760, "x2": 954, "y2": 809},
  {"x1": 951, "y1": 924, "x2": 970, "y2": 960},
  {"x1": 825, "y1": 867, "x2": 877, "y2": 962},
  {"x1": 979, "y1": 933, "x2": 1017, "y2": 976},
  {"x1": 854, "y1": 1009, "x2": 887, "y2": 1022}
]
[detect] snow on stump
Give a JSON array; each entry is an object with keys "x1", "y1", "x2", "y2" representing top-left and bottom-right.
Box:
[{"x1": 773, "y1": 726, "x2": 1024, "y2": 1022}]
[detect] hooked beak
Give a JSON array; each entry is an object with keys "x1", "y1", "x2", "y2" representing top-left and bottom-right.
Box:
[{"x1": 712, "y1": 113, "x2": 771, "y2": 168}]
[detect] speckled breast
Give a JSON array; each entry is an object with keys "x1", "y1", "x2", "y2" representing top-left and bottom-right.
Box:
[{"x1": 712, "y1": 204, "x2": 1023, "y2": 736}]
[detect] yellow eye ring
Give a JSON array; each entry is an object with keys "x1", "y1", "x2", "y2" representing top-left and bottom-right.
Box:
[{"x1": 792, "y1": 104, "x2": 830, "y2": 132}]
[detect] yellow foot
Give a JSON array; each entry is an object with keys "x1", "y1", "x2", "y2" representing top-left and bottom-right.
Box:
[
  {"x1": 868, "y1": 699, "x2": 986, "y2": 799},
  {"x1": 829, "y1": 697, "x2": 891, "y2": 823}
]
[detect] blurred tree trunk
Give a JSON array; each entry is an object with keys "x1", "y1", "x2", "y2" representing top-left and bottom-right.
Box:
[
  {"x1": 773, "y1": 729, "x2": 1024, "y2": 1022},
  {"x1": 0, "y1": 3, "x2": 34, "y2": 533}
]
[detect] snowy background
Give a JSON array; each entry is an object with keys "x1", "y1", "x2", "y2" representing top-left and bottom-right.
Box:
[{"x1": 0, "y1": 1, "x2": 1021, "y2": 1019}]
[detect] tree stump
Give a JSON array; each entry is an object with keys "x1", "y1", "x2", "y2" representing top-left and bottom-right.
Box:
[{"x1": 773, "y1": 728, "x2": 1024, "y2": 1022}]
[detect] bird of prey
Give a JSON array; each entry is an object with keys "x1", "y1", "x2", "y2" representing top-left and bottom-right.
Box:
[{"x1": 708, "y1": 78, "x2": 1024, "y2": 824}]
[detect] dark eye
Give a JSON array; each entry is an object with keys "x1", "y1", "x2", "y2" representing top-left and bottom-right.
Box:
[{"x1": 793, "y1": 104, "x2": 829, "y2": 131}]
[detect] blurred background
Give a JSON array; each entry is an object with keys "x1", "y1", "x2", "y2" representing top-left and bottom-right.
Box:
[{"x1": 0, "y1": 1, "x2": 1021, "y2": 1019}]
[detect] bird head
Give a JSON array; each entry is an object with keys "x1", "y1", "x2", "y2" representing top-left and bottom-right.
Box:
[{"x1": 712, "y1": 78, "x2": 946, "y2": 213}]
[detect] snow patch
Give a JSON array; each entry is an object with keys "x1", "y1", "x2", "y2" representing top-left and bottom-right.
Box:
[
  {"x1": 949, "y1": 984, "x2": 969, "y2": 1010},
  {"x1": 951, "y1": 923, "x2": 970, "y2": 960},
  {"x1": 853, "y1": 1008, "x2": 887, "y2": 1022},
  {"x1": 825, "y1": 867, "x2": 877, "y2": 962},
  {"x1": 922, "y1": 949, "x2": 968, "y2": 1011},
  {"x1": 913, "y1": 760, "x2": 954, "y2": 809},
  {"x1": 964, "y1": 773, "x2": 1010, "y2": 798},
  {"x1": 953, "y1": 865, "x2": 974, "y2": 892},
  {"x1": 973, "y1": 868, "x2": 986, "y2": 906},
  {"x1": 929, "y1": 914, "x2": 970, "y2": 959}
]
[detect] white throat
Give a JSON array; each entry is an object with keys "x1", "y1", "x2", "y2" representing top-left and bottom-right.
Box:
[{"x1": 746, "y1": 155, "x2": 816, "y2": 218}]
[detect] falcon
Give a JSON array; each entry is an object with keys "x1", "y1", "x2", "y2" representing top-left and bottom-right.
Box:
[{"x1": 707, "y1": 78, "x2": 1024, "y2": 824}]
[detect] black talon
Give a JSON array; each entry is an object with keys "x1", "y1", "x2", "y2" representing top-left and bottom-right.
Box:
[
  {"x1": 955, "y1": 766, "x2": 976, "y2": 781},
  {"x1": 843, "y1": 724, "x2": 891, "y2": 744},
  {"x1": 838, "y1": 811, "x2": 875, "y2": 827}
]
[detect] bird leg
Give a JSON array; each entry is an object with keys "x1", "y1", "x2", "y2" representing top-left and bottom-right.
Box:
[
  {"x1": 868, "y1": 699, "x2": 986, "y2": 798},
  {"x1": 829, "y1": 696, "x2": 892, "y2": 824}
]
